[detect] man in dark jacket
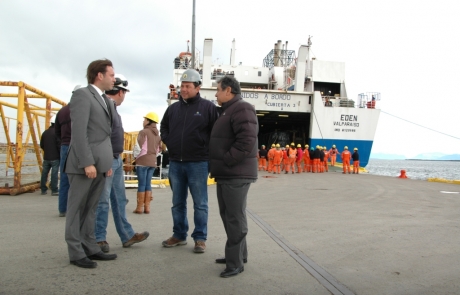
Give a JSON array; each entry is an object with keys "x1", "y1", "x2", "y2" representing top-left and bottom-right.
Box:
[
  {"x1": 55, "y1": 94, "x2": 73, "y2": 216},
  {"x1": 209, "y1": 76, "x2": 258, "y2": 278},
  {"x1": 40, "y1": 116, "x2": 60, "y2": 195},
  {"x1": 352, "y1": 147, "x2": 360, "y2": 174},
  {"x1": 160, "y1": 69, "x2": 218, "y2": 253}
]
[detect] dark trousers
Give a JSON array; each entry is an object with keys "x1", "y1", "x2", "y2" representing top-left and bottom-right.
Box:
[
  {"x1": 216, "y1": 182, "x2": 250, "y2": 268},
  {"x1": 40, "y1": 159, "x2": 60, "y2": 193}
]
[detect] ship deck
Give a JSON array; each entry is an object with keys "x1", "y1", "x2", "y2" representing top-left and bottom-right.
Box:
[{"x1": 1, "y1": 169, "x2": 459, "y2": 294}]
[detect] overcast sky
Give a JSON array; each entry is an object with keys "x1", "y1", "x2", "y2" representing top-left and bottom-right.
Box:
[{"x1": 1, "y1": 0, "x2": 459, "y2": 158}]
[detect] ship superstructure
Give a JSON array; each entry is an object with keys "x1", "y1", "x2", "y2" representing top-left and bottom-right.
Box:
[{"x1": 168, "y1": 38, "x2": 380, "y2": 167}]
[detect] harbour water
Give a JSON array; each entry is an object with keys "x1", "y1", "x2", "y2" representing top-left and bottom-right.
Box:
[{"x1": 366, "y1": 159, "x2": 460, "y2": 181}]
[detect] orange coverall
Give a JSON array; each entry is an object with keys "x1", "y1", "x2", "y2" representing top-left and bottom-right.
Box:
[
  {"x1": 267, "y1": 148, "x2": 275, "y2": 172},
  {"x1": 296, "y1": 148, "x2": 303, "y2": 173},
  {"x1": 302, "y1": 148, "x2": 310, "y2": 172},
  {"x1": 287, "y1": 148, "x2": 297, "y2": 173},
  {"x1": 282, "y1": 150, "x2": 289, "y2": 172},
  {"x1": 341, "y1": 150, "x2": 351, "y2": 174},
  {"x1": 323, "y1": 151, "x2": 329, "y2": 172},
  {"x1": 272, "y1": 149, "x2": 283, "y2": 174},
  {"x1": 329, "y1": 148, "x2": 338, "y2": 166}
]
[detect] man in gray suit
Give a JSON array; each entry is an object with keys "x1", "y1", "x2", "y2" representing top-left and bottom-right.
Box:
[{"x1": 65, "y1": 59, "x2": 118, "y2": 268}]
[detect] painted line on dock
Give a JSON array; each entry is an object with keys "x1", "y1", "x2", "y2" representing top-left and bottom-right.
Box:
[{"x1": 246, "y1": 208, "x2": 355, "y2": 295}]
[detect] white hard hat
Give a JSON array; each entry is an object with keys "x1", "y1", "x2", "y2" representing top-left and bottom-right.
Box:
[
  {"x1": 180, "y1": 69, "x2": 201, "y2": 84},
  {"x1": 114, "y1": 74, "x2": 129, "y2": 92},
  {"x1": 72, "y1": 85, "x2": 82, "y2": 93}
]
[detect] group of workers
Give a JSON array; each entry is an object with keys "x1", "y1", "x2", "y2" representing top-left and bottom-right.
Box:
[{"x1": 258, "y1": 144, "x2": 360, "y2": 174}]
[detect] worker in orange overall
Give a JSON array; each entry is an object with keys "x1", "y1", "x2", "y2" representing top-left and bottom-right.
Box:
[
  {"x1": 341, "y1": 146, "x2": 351, "y2": 174},
  {"x1": 328, "y1": 145, "x2": 339, "y2": 166},
  {"x1": 318, "y1": 146, "x2": 325, "y2": 173},
  {"x1": 272, "y1": 144, "x2": 283, "y2": 174},
  {"x1": 267, "y1": 144, "x2": 275, "y2": 172},
  {"x1": 258, "y1": 145, "x2": 268, "y2": 171},
  {"x1": 311, "y1": 145, "x2": 321, "y2": 173},
  {"x1": 302, "y1": 144, "x2": 310, "y2": 172},
  {"x1": 352, "y1": 147, "x2": 360, "y2": 174},
  {"x1": 286, "y1": 143, "x2": 297, "y2": 174},
  {"x1": 295, "y1": 144, "x2": 303, "y2": 173},
  {"x1": 282, "y1": 145, "x2": 289, "y2": 172},
  {"x1": 323, "y1": 146, "x2": 329, "y2": 172}
]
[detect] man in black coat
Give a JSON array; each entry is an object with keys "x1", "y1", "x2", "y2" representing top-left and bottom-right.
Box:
[
  {"x1": 209, "y1": 76, "x2": 258, "y2": 278},
  {"x1": 40, "y1": 117, "x2": 60, "y2": 195}
]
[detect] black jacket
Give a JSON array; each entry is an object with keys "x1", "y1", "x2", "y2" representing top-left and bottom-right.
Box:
[
  {"x1": 209, "y1": 94, "x2": 258, "y2": 179},
  {"x1": 160, "y1": 93, "x2": 218, "y2": 162},
  {"x1": 40, "y1": 125, "x2": 60, "y2": 161},
  {"x1": 312, "y1": 148, "x2": 321, "y2": 159},
  {"x1": 55, "y1": 105, "x2": 71, "y2": 145},
  {"x1": 352, "y1": 152, "x2": 360, "y2": 161}
]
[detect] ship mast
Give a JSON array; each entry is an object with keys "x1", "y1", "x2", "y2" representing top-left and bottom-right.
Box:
[{"x1": 191, "y1": 0, "x2": 196, "y2": 69}]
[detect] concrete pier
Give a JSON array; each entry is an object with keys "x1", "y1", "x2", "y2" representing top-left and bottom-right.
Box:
[{"x1": 1, "y1": 170, "x2": 459, "y2": 294}]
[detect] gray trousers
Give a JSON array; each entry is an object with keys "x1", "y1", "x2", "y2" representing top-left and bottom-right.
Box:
[
  {"x1": 65, "y1": 173, "x2": 106, "y2": 261},
  {"x1": 216, "y1": 182, "x2": 250, "y2": 268}
]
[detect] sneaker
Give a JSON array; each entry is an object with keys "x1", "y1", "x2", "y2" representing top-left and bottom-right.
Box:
[
  {"x1": 162, "y1": 237, "x2": 187, "y2": 248},
  {"x1": 193, "y1": 240, "x2": 206, "y2": 253},
  {"x1": 123, "y1": 231, "x2": 150, "y2": 248},
  {"x1": 97, "y1": 241, "x2": 110, "y2": 253},
  {"x1": 59, "y1": 212, "x2": 66, "y2": 217},
  {"x1": 41, "y1": 191, "x2": 47, "y2": 195},
  {"x1": 52, "y1": 191, "x2": 59, "y2": 196}
]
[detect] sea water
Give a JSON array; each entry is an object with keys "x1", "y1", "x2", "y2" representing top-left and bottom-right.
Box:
[{"x1": 366, "y1": 159, "x2": 460, "y2": 181}]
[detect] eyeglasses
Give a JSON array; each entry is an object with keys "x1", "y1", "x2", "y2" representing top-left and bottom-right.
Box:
[{"x1": 115, "y1": 77, "x2": 128, "y2": 87}]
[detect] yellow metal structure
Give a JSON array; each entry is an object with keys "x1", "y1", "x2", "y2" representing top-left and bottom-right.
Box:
[{"x1": 0, "y1": 81, "x2": 66, "y2": 195}]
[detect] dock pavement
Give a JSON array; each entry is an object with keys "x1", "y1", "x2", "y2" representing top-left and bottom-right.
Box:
[{"x1": 1, "y1": 168, "x2": 460, "y2": 295}]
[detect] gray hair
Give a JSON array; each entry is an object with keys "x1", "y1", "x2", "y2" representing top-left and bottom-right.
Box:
[{"x1": 217, "y1": 76, "x2": 241, "y2": 94}]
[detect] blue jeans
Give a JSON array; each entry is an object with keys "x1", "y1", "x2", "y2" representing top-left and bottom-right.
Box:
[
  {"x1": 137, "y1": 166, "x2": 154, "y2": 192},
  {"x1": 58, "y1": 145, "x2": 70, "y2": 214},
  {"x1": 41, "y1": 159, "x2": 59, "y2": 193},
  {"x1": 95, "y1": 157, "x2": 135, "y2": 243},
  {"x1": 168, "y1": 161, "x2": 209, "y2": 241}
]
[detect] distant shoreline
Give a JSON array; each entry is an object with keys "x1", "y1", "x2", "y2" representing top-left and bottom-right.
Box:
[
  {"x1": 370, "y1": 158, "x2": 460, "y2": 162},
  {"x1": 405, "y1": 159, "x2": 460, "y2": 162}
]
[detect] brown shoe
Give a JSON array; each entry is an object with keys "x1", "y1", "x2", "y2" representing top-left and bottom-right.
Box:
[
  {"x1": 97, "y1": 241, "x2": 110, "y2": 253},
  {"x1": 123, "y1": 231, "x2": 149, "y2": 248},
  {"x1": 133, "y1": 192, "x2": 145, "y2": 214},
  {"x1": 193, "y1": 240, "x2": 206, "y2": 253},
  {"x1": 162, "y1": 236, "x2": 187, "y2": 248}
]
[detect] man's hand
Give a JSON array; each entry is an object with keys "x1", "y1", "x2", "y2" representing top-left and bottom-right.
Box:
[
  {"x1": 107, "y1": 168, "x2": 113, "y2": 177},
  {"x1": 84, "y1": 165, "x2": 97, "y2": 179}
]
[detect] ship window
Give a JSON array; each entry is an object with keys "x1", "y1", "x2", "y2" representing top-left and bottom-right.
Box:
[{"x1": 258, "y1": 71, "x2": 261, "y2": 77}]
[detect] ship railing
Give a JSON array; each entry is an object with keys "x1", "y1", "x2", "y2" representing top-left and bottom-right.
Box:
[{"x1": 322, "y1": 95, "x2": 380, "y2": 109}]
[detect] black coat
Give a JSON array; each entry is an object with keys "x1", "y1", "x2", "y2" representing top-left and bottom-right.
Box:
[
  {"x1": 352, "y1": 152, "x2": 360, "y2": 161},
  {"x1": 40, "y1": 125, "x2": 60, "y2": 161},
  {"x1": 209, "y1": 94, "x2": 258, "y2": 179},
  {"x1": 160, "y1": 93, "x2": 218, "y2": 162}
]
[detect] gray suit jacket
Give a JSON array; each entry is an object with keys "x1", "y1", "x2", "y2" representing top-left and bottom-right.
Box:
[{"x1": 65, "y1": 85, "x2": 114, "y2": 174}]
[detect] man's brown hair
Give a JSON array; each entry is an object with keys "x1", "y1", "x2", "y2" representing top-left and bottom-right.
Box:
[{"x1": 86, "y1": 59, "x2": 113, "y2": 84}]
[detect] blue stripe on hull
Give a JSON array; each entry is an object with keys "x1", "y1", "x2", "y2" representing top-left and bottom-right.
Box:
[{"x1": 309, "y1": 139, "x2": 374, "y2": 167}]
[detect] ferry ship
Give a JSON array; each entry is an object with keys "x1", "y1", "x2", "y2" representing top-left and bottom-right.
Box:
[{"x1": 168, "y1": 38, "x2": 380, "y2": 167}]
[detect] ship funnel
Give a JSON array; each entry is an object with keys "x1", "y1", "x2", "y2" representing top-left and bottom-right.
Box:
[
  {"x1": 202, "y1": 38, "x2": 213, "y2": 88},
  {"x1": 294, "y1": 45, "x2": 308, "y2": 92},
  {"x1": 230, "y1": 38, "x2": 236, "y2": 66}
]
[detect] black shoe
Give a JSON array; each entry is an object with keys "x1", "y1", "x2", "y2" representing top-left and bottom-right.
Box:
[
  {"x1": 87, "y1": 251, "x2": 117, "y2": 261},
  {"x1": 215, "y1": 257, "x2": 247, "y2": 264},
  {"x1": 70, "y1": 257, "x2": 97, "y2": 268},
  {"x1": 220, "y1": 266, "x2": 244, "y2": 278}
]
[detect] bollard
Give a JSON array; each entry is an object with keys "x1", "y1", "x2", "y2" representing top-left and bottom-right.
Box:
[{"x1": 398, "y1": 170, "x2": 408, "y2": 178}]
